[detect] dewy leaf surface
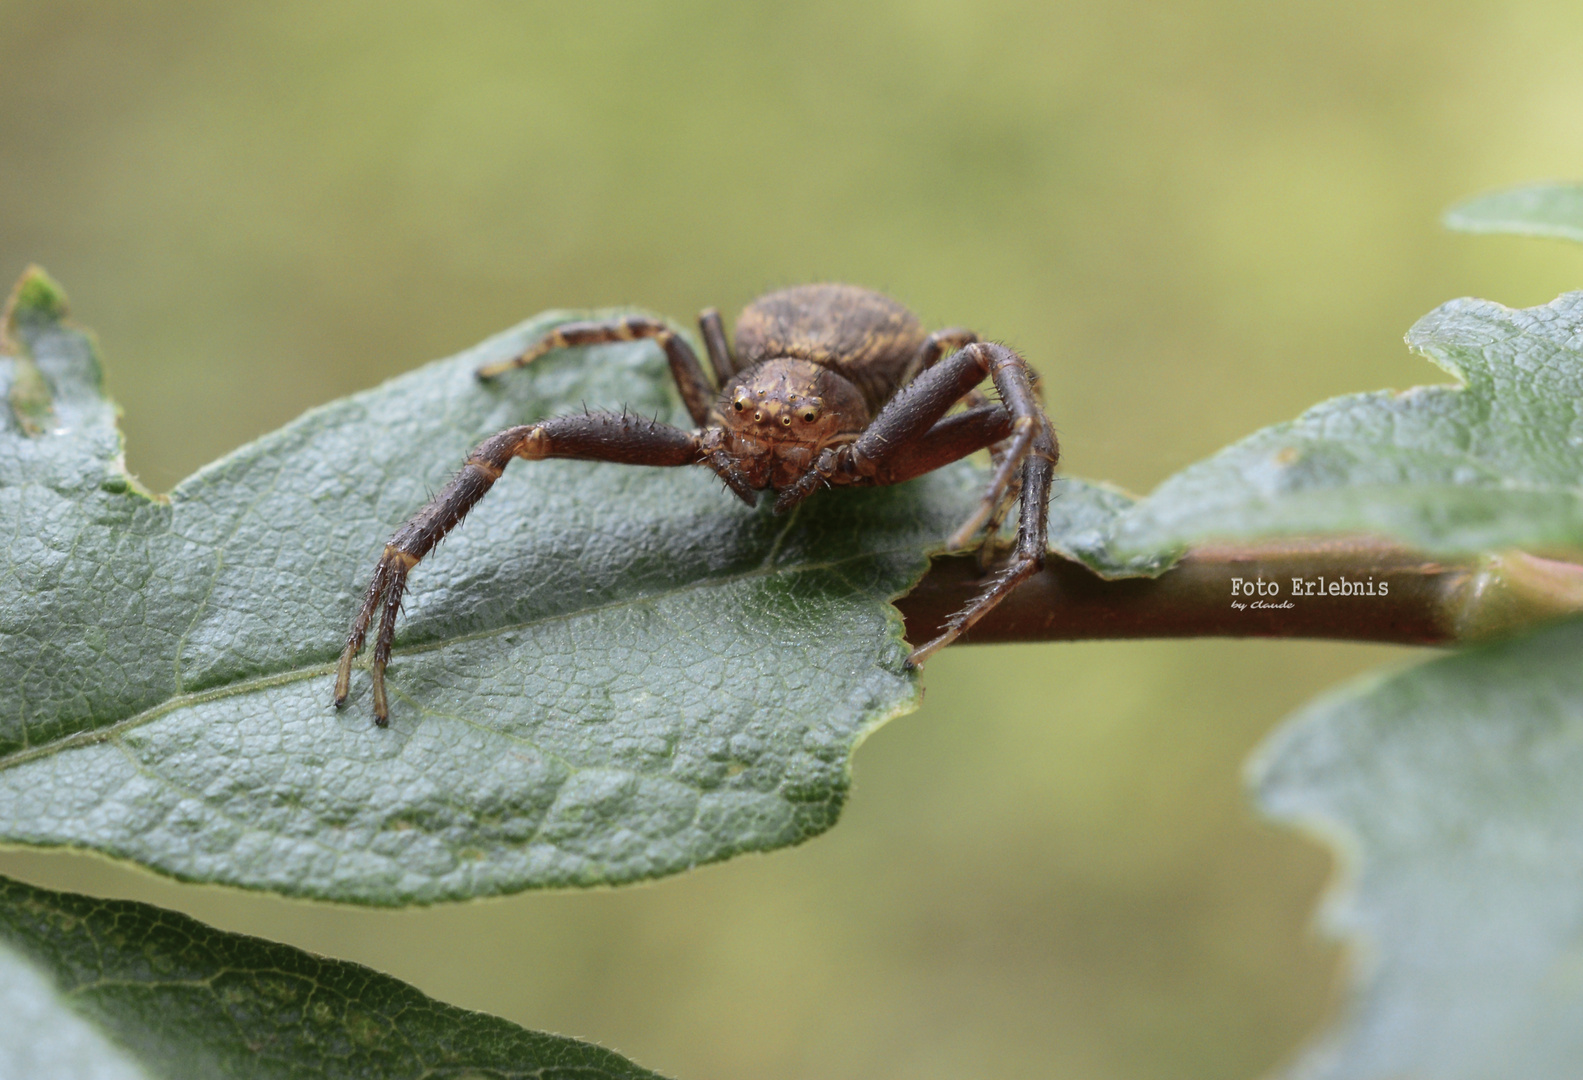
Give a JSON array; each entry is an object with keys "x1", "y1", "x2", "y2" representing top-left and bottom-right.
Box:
[
  {"x1": 0, "y1": 873, "x2": 667, "y2": 1079},
  {"x1": 1252, "y1": 617, "x2": 1583, "y2": 1080},
  {"x1": 1444, "y1": 182, "x2": 1583, "y2": 244},
  {"x1": 1093, "y1": 290, "x2": 1583, "y2": 570},
  {"x1": 0, "y1": 272, "x2": 1126, "y2": 903}
]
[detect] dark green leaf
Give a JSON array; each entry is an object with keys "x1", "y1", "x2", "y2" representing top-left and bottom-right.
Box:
[
  {"x1": 0, "y1": 271, "x2": 1125, "y2": 903},
  {"x1": 0, "y1": 873, "x2": 666, "y2": 1079},
  {"x1": 1252, "y1": 618, "x2": 1583, "y2": 1080},
  {"x1": 1444, "y1": 183, "x2": 1583, "y2": 243}
]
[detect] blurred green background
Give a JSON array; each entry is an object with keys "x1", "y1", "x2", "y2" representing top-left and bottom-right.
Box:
[{"x1": 2, "y1": 2, "x2": 1582, "y2": 1078}]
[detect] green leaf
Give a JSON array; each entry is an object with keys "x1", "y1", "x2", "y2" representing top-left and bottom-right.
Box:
[
  {"x1": 1252, "y1": 617, "x2": 1583, "y2": 1080},
  {"x1": 1, "y1": 265, "x2": 67, "y2": 440},
  {"x1": 1090, "y1": 290, "x2": 1583, "y2": 571},
  {"x1": 0, "y1": 873, "x2": 666, "y2": 1079},
  {"x1": 0, "y1": 271, "x2": 1126, "y2": 903},
  {"x1": 1444, "y1": 183, "x2": 1583, "y2": 243}
]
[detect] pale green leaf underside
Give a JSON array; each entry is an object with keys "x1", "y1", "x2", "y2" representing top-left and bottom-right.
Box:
[
  {"x1": 1088, "y1": 290, "x2": 1583, "y2": 571},
  {"x1": 0, "y1": 874, "x2": 665, "y2": 1079},
  {"x1": 1252, "y1": 617, "x2": 1583, "y2": 1080},
  {"x1": 1444, "y1": 183, "x2": 1583, "y2": 244},
  {"x1": 0, "y1": 285, "x2": 1126, "y2": 902}
]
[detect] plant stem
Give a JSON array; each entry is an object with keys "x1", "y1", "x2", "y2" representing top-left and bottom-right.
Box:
[{"x1": 898, "y1": 540, "x2": 1583, "y2": 649}]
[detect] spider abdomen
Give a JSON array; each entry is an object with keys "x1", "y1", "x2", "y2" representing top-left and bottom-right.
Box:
[{"x1": 732, "y1": 284, "x2": 926, "y2": 412}]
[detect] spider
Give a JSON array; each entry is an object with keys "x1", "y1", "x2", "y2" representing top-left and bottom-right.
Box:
[{"x1": 334, "y1": 283, "x2": 1058, "y2": 724}]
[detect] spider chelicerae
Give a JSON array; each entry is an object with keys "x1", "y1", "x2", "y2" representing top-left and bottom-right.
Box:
[{"x1": 335, "y1": 283, "x2": 1058, "y2": 724}]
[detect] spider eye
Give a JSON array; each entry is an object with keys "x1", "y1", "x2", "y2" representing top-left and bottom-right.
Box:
[
  {"x1": 801, "y1": 410, "x2": 817, "y2": 423},
  {"x1": 781, "y1": 415, "x2": 792, "y2": 426},
  {"x1": 732, "y1": 398, "x2": 745, "y2": 411}
]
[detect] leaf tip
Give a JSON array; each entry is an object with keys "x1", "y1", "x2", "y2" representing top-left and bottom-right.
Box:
[
  {"x1": 0, "y1": 268, "x2": 69, "y2": 437},
  {"x1": 2, "y1": 265, "x2": 70, "y2": 342}
]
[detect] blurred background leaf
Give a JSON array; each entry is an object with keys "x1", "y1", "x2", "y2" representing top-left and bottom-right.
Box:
[
  {"x1": 1253, "y1": 617, "x2": 1583, "y2": 1080},
  {"x1": 0, "y1": 874, "x2": 667, "y2": 1079},
  {"x1": 2, "y1": 1, "x2": 1582, "y2": 1078},
  {"x1": 1446, "y1": 182, "x2": 1583, "y2": 243}
]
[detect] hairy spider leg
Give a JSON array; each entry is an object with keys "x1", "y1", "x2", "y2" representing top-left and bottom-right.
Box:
[
  {"x1": 861, "y1": 404, "x2": 1017, "y2": 485},
  {"x1": 475, "y1": 316, "x2": 718, "y2": 426},
  {"x1": 942, "y1": 343, "x2": 1049, "y2": 549},
  {"x1": 335, "y1": 413, "x2": 702, "y2": 724},
  {"x1": 846, "y1": 394, "x2": 1056, "y2": 664},
  {"x1": 901, "y1": 326, "x2": 978, "y2": 386},
  {"x1": 772, "y1": 340, "x2": 1056, "y2": 666},
  {"x1": 836, "y1": 395, "x2": 1054, "y2": 666},
  {"x1": 905, "y1": 422, "x2": 1055, "y2": 667},
  {"x1": 962, "y1": 387, "x2": 1024, "y2": 570},
  {"x1": 949, "y1": 383, "x2": 1018, "y2": 558},
  {"x1": 776, "y1": 396, "x2": 1053, "y2": 665},
  {"x1": 698, "y1": 307, "x2": 736, "y2": 383},
  {"x1": 975, "y1": 471, "x2": 1023, "y2": 569},
  {"x1": 949, "y1": 374, "x2": 1039, "y2": 570},
  {"x1": 772, "y1": 341, "x2": 1032, "y2": 513},
  {"x1": 809, "y1": 341, "x2": 1048, "y2": 520}
]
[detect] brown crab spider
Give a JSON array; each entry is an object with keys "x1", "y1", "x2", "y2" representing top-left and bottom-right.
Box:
[{"x1": 335, "y1": 283, "x2": 1058, "y2": 724}]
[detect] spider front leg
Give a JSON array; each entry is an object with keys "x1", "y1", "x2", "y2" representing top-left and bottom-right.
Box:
[
  {"x1": 905, "y1": 428, "x2": 1055, "y2": 667},
  {"x1": 476, "y1": 315, "x2": 720, "y2": 425},
  {"x1": 898, "y1": 345, "x2": 1055, "y2": 664},
  {"x1": 856, "y1": 394, "x2": 1056, "y2": 666},
  {"x1": 950, "y1": 385, "x2": 1023, "y2": 570},
  {"x1": 698, "y1": 307, "x2": 736, "y2": 381},
  {"x1": 902, "y1": 326, "x2": 978, "y2": 384},
  {"x1": 335, "y1": 413, "x2": 702, "y2": 725},
  {"x1": 778, "y1": 340, "x2": 1048, "y2": 523},
  {"x1": 776, "y1": 341, "x2": 1057, "y2": 666}
]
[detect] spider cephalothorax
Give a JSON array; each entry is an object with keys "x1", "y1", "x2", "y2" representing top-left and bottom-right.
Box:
[
  {"x1": 704, "y1": 358, "x2": 870, "y2": 492},
  {"x1": 336, "y1": 284, "x2": 1057, "y2": 724}
]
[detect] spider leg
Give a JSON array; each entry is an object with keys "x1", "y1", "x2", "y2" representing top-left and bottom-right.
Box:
[
  {"x1": 904, "y1": 433, "x2": 1055, "y2": 668},
  {"x1": 860, "y1": 342, "x2": 1039, "y2": 478},
  {"x1": 774, "y1": 343, "x2": 991, "y2": 513},
  {"x1": 774, "y1": 339, "x2": 1057, "y2": 667},
  {"x1": 809, "y1": 400, "x2": 1057, "y2": 665},
  {"x1": 698, "y1": 307, "x2": 736, "y2": 382},
  {"x1": 862, "y1": 404, "x2": 1016, "y2": 485},
  {"x1": 901, "y1": 326, "x2": 978, "y2": 385},
  {"x1": 335, "y1": 413, "x2": 703, "y2": 725},
  {"x1": 942, "y1": 344, "x2": 1049, "y2": 550},
  {"x1": 708, "y1": 449, "x2": 758, "y2": 505},
  {"x1": 777, "y1": 341, "x2": 1049, "y2": 527},
  {"x1": 476, "y1": 316, "x2": 718, "y2": 426},
  {"x1": 976, "y1": 469, "x2": 1022, "y2": 571},
  {"x1": 960, "y1": 390, "x2": 1022, "y2": 568},
  {"x1": 942, "y1": 385, "x2": 1019, "y2": 568}
]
